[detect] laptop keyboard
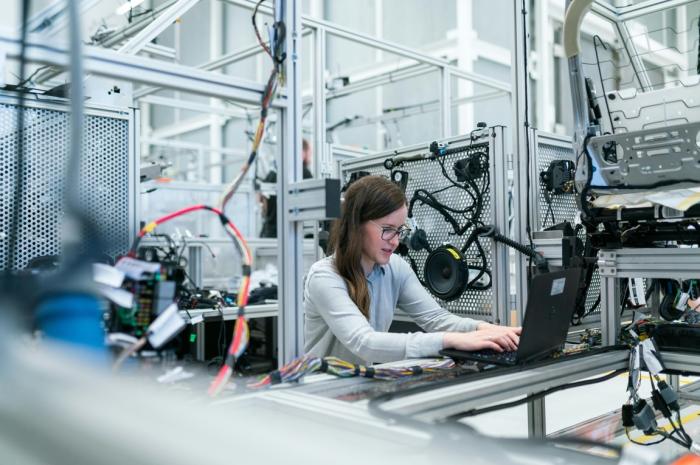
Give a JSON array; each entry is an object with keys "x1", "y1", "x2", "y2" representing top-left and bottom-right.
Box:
[{"x1": 469, "y1": 349, "x2": 518, "y2": 364}]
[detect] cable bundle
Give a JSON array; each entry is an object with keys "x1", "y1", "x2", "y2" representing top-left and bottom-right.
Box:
[
  {"x1": 622, "y1": 338, "x2": 695, "y2": 450},
  {"x1": 123, "y1": 205, "x2": 252, "y2": 396},
  {"x1": 219, "y1": 0, "x2": 286, "y2": 213},
  {"x1": 248, "y1": 356, "x2": 456, "y2": 389}
]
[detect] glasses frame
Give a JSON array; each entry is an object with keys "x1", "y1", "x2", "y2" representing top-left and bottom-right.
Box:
[{"x1": 369, "y1": 220, "x2": 412, "y2": 241}]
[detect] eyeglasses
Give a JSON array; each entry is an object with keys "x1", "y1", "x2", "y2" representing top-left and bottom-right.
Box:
[{"x1": 369, "y1": 220, "x2": 411, "y2": 241}]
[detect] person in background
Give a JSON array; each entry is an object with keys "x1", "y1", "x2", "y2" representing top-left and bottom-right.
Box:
[
  {"x1": 304, "y1": 175, "x2": 521, "y2": 365},
  {"x1": 259, "y1": 139, "x2": 313, "y2": 238}
]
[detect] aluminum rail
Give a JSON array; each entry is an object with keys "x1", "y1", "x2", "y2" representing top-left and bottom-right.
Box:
[
  {"x1": 221, "y1": 0, "x2": 511, "y2": 94},
  {"x1": 376, "y1": 350, "x2": 629, "y2": 422},
  {"x1": 0, "y1": 33, "x2": 284, "y2": 107}
]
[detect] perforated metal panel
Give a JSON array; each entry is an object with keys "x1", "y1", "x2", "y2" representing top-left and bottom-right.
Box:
[
  {"x1": 531, "y1": 131, "x2": 601, "y2": 322},
  {"x1": 0, "y1": 93, "x2": 135, "y2": 270},
  {"x1": 340, "y1": 129, "x2": 510, "y2": 322}
]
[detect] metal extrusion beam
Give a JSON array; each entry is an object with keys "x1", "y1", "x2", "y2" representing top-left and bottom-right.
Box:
[
  {"x1": 0, "y1": 34, "x2": 282, "y2": 107},
  {"x1": 25, "y1": 0, "x2": 101, "y2": 35},
  {"x1": 285, "y1": 178, "x2": 341, "y2": 222},
  {"x1": 134, "y1": 29, "x2": 313, "y2": 100},
  {"x1": 598, "y1": 248, "x2": 700, "y2": 279},
  {"x1": 278, "y1": 0, "x2": 305, "y2": 364},
  {"x1": 325, "y1": 63, "x2": 436, "y2": 100},
  {"x1": 32, "y1": 0, "x2": 179, "y2": 85},
  {"x1": 329, "y1": 90, "x2": 507, "y2": 132},
  {"x1": 612, "y1": 0, "x2": 698, "y2": 22},
  {"x1": 118, "y1": 0, "x2": 201, "y2": 55},
  {"x1": 98, "y1": 1, "x2": 179, "y2": 48},
  {"x1": 138, "y1": 95, "x2": 249, "y2": 119},
  {"x1": 222, "y1": 0, "x2": 511, "y2": 94},
  {"x1": 662, "y1": 351, "x2": 700, "y2": 376},
  {"x1": 142, "y1": 43, "x2": 177, "y2": 60},
  {"x1": 377, "y1": 350, "x2": 629, "y2": 422}
]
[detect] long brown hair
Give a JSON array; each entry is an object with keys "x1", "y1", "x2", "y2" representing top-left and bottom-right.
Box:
[{"x1": 328, "y1": 175, "x2": 406, "y2": 318}]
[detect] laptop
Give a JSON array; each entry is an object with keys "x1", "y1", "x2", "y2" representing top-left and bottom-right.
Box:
[{"x1": 440, "y1": 268, "x2": 582, "y2": 366}]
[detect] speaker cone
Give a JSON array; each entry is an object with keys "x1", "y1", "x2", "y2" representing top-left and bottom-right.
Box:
[{"x1": 424, "y1": 245, "x2": 469, "y2": 301}]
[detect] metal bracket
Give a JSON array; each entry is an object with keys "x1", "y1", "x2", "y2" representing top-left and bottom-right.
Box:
[
  {"x1": 287, "y1": 178, "x2": 341, "y2": 221},
  {"x1": 597, "y1": 251, "x2": 617, "y2": 276}
]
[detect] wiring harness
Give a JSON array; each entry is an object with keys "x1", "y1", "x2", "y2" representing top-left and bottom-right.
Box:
[
  {"x1": 248, "y1": 355, "x2": 455, "y2": 389},
  {"x1": 621, "y1": 331, "x2": 696, "y2": 450},
  {"x1": 219, "y1": 0, "x2": 286, "y2": 213},
  {"x1": 126, "y1": 205, "x2": 252, "y2": 396},
  {"x1": 398, "y1": 137, "x2": 493, "y2": 293}
]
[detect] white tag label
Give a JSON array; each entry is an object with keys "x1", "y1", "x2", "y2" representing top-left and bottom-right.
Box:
[
  {"x1": 640, "y1": 339, "x2": 664, "y2": 375},
  {"x1": 98, "y1": 284, "x2": 134, "y2": 309},
  {"x1": 93, "y1": 263, "x2": 125, "y2": 288},
  {"x1": 551, "y1": 278, "x2": 566, "y2": 296},
  {"x1": 116, "y1": 257, "x2": 161, "y2": 280},
  {"x1": 628, "y1": 346, "x2": 641, "y2": 394},
  {"x1": 147, "y1": 303, "x2": 186, "y2": 349},
  {"x1": 189, "y1": 315, "x2": 204, "y2": 325},
  {"x1": 627, "y1": 278, "x2": 646, "y2": 306},
  {"x1": 676, "y1": 292, "x2": 690, "y2": 311}
]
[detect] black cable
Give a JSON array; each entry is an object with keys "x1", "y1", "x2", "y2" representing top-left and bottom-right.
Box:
[
  {"x1": 625, "y1": 429, "x2": 666, "y2": 446},
  {"x1": 446, "y1": 368, "x2": 626, "y2": 421},
  {"x1": 521, "y1": 0, "x2": 533, "y2": 250},
  {"x1": 592, "y1": 35, "x2": 615, "y2": 133},
  {"x1": 6, "y1": 0, "x2": 31, "y2": 273},
  {"x1": 252, "y1": 0, "x2": 272, "y2": 59},
  {"x1": 543, "y1": 191, "x2": 556, "y2": 228}
]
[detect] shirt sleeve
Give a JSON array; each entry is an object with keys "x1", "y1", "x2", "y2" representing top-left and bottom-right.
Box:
[
  {"x1": 395, "y1": 256, "x2": 481, "y2": 333},
  {"x1": 305, "y1": 266, "x2": 446, "y2": 363}
]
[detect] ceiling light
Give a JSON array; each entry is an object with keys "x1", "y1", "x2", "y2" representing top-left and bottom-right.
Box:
[{"x1": 115, "y1": 0, "x2": 146, "y2": 16}]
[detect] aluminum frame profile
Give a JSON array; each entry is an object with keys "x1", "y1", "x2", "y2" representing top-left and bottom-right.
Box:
[
  {"x1": 370, "y1": 347, "x2": 700, "y2": 423},
  {"x1": 277, "y1": 0, "x2": 306, "y2": 364},
  {"x1": 517, "y1": 130, "x2": 578, "y2": 316},
  {"x1": 597, "y1": 248, "x2": 700, "y2": 279},
  {"x1": 284, "y1": 178, "x2": 341, "y2": 222},
  {"x1": 597, "y1": 247, "x2": 700, "y2": 345},
  {"x1": 375, "y1": 350, "x2": 629, "y2": 422},
  {"x1": 0, "y1": 34, "x2": 281, "y2": 107},
  {"x1": 117, "y1": 0, "x2": 202, "y2": 55},
  {"x1": 223, "y1": 0, "x2": 511, "y2": 94}
]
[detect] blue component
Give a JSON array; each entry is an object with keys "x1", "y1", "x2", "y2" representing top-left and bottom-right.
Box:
[{"x1": 35, "y1": 294, "x2": 106, "y2": 352}]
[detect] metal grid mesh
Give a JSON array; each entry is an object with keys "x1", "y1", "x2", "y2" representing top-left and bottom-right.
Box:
[
  {"x1": 0, "y1": 101, "x2": 131, "y2": 270},
  {"x1": 534, "y1": 139, "x2": 601, "y2": 321},
  {"x1": 343, "y1": 141, "x2": 495, "y2": 319}
]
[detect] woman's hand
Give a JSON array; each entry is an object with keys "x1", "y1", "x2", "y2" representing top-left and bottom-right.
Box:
[
  {"x1": 476, "y1": 322, "x2": 521, "y2": 351},
  {"x1": 443, "y1": 325, "x2": 521, "y2": 353}
]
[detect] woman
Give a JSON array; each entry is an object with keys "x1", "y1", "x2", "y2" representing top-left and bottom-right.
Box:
[{"x1": 304, "y1": 175, "x2": 521, "y2": 365}]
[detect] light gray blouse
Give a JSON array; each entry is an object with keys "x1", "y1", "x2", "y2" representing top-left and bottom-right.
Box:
[{"x1": 303, "y1": 254, "x2": 480, "y2": 365}]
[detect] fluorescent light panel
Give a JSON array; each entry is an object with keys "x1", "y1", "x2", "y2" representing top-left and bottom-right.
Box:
[{"x1": 116, "y1": 0, "x2": 147, "y2": 15}]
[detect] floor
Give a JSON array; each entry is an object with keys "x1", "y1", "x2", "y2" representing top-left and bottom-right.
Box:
[{"x1": 459, "y1": 373, "x2": 700, "y2": 461}]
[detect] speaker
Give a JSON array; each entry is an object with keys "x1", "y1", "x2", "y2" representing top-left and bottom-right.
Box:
[{"x1": 424, "y1": 245, "x2": 469, "y2": 301}]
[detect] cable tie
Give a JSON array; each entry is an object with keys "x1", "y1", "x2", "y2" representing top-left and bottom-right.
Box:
[
  {"x1": 365, "y1": 367, "x2": 375, "y2": 378},
  {"x1": 269, "y1": 370, "x2": 282, "y2": 385},
  {"x1": 242, "y1": 264, "x2": 252, "y2": 276},
  {"x1": 410, "y1": 366, "x2": 424, "y2": 375},
  {"x1": 353, "y1": 364, "x2": 361, "y2": 376},
  {"x1": 319, "y1": 358, "x2": 329, "y2": 373}
]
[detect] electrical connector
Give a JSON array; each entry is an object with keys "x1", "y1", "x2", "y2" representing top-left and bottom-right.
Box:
[
  {"x1": 632, "y1": 399, "x2": 658, "y2": 435},
  {"x1": 657, "y1": 380, "x2": 680, "y2": 411},
  {"x1": 652, "y1": 390, "x2": 673, "y2": 418},
  {"x1": 621, "y1": 404, "x2": 635, "y2": 428}
]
